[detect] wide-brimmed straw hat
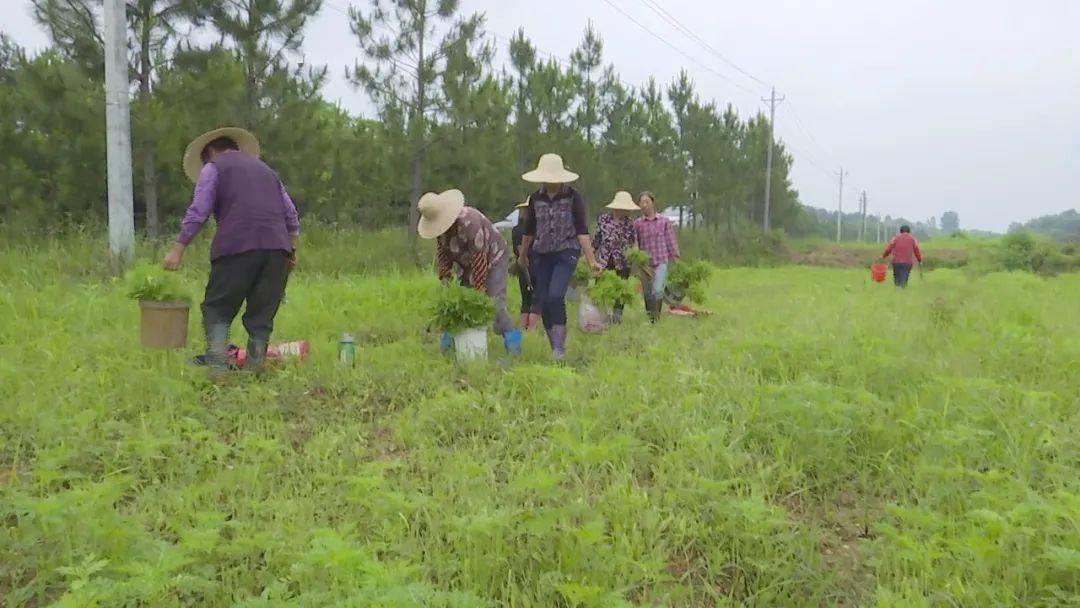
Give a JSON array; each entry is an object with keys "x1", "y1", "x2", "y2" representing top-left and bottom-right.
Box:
[
  {"x1": 183, "y1": 127, "x2": 261, "y2": 182},
  {"x1": 521, "y1": 153, "x2": 579, "y2": 184},
  {"x1": 606, "y1": 191, "x2": 640, "y2": 211},
  {"x1": 417, "y1": 189, "x2": 466, "y2": 239}
]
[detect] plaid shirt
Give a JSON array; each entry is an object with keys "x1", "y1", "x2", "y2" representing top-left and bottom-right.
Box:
[
  {"x1": 634, "y1": 214, "x2": 680, "y2": 266},
  {"x1": 436, "y1": 207, "x2": 507, "y2": 291}
]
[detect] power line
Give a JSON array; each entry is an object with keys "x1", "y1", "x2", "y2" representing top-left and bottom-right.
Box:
[
  {"x1": 597, "y1": 0, "x2": 760, "y2": 99},
  {"x1": 636, "y1": 0, "x2": 771, "y2": 90}
]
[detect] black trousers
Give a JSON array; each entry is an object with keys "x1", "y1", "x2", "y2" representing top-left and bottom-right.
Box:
[
  {"x1": 892, "y1": 263, "x2": 913, "y2": 288},
  {"x1": 202, "y1": 249, "x2": 291, "y2": 343}
]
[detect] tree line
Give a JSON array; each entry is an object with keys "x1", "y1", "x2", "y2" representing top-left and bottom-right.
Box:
[{"x1": 3, "y1": 0, "x2": 843, "y2": 243}]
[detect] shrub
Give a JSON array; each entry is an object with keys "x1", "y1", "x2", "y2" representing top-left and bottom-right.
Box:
[
  {"x1": 429, "y1": 283, "x2": 495, "y2": 333},
  {"x1": 124, "y1": 263, "x2": 190, "y2": 302}
]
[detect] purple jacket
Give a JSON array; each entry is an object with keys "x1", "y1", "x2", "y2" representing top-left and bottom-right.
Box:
[{"x1": 177, "y1": 151, "x2": 300, "y2": 260}]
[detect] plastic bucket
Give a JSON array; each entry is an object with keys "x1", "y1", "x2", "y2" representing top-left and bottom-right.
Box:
[
  {"x1": 139, "y1": 300, "x2": 190, "y2": 349},
  {"x1": 870, "y1": 263, "x2": 888, "y2": 283},
  {"x1": 454, "y1": 327, "x2": 488, "y2": 362}
]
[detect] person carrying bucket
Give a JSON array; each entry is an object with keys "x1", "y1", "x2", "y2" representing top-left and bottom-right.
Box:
[
  {"x1": 163, "y1": 127, "x2": 299, "y2": 374},
  {"x1": 516, "y1": 153, "x2": 603, "y2": 361},
  {"x1": 417, "y1": 189, "x2": 523, "y2": 356},
  {"x1": 510, "y1": 199, "x2": 539, "y2": 330},
  {"x1": 881, "y1": 224, "x2": 923, "y2": 288},
  {"x1": 594, "y1": 191, "x2": 641, "y2": 323}
]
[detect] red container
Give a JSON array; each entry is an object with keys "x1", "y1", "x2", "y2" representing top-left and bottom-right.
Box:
[{"x1": 870, "y1": 263, "x2": 888, "y2": 283}]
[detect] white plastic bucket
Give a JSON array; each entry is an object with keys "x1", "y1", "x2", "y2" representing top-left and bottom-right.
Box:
[
  {"x1": 578, "y1": 295, "x2": 608, "y2": 333},
  {"x1": 454, "y1": 327, "x2": 488, "y2": 362}
]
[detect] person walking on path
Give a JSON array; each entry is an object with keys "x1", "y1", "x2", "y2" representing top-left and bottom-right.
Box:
[
  {"x1": 516, "y1": 153, "x2": 603, "y2": 360},
  {"x1": 163, "y1": 127, "x2": 299, "y2": 373},
  {"x1": 594, "y1": 191, "x2": 640, "y2": 323},
  {"x1": 418, "y1": 189, "x2": 523, "y2": 356},
  {"x1": 510, "y1": 199, "x2": 539, "y2": 330},
  {"x1": 882, "y1": 224, "x2": 923, "y2": 288},
  {"x1": 634, "y1": 191, "x2": 679, "y2": 322}
]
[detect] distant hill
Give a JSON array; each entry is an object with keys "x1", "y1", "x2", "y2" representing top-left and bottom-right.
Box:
[{"x1": 1010, "y1": 209, "x2": 1080, "y2": 242}]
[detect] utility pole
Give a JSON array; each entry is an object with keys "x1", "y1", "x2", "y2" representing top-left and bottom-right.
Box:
[
  {"x1": 859, "y1": 190, "x2": 868, "y2": 241},
  {"x1": 762, "y1": 86, "x2": 784, "y2": 232},
  {"x1": 104, "y1": 0, "x2": 135, "y2": 262},
  {"x1": 835, "y1": 167, "x2": 847, "y2": 242}
]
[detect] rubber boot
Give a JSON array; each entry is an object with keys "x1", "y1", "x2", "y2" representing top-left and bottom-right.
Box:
[
  {"x1": 503, "y1": 329, "x2": 523, "y2": 356},
  {"x1": 246, "y1": 337, "x2": 269, "y2": 374},
  {"x1": 549, "y1": 325, "x2": 567, "y2": 361},
  {"x1": 204, "y1": 322, "x2": 231, "y2": 378},
  {"x1": 646, "y1": 296, "x2": 662, "y2": 323}
]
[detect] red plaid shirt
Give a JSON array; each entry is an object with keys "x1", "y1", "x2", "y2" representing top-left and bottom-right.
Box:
[{"x1": 635, "y1": 214, "x2": 680, "y2": 266}]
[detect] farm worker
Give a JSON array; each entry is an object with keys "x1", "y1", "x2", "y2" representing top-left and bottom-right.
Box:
[
  {"x1": 417, "y1": 189, "x2": 523, "y2": 356},
  {"x1": 882, "y1": 224, "x2": 923, "y2": 288},
  {"x1": 516, "y1": 153, "x2": 603, "y2": 361},
  {"x1": 634, "y1": 191, "x2": 680, "y2": 322},
  {"x1": 594, "y1": 191, "x2": 641, "y2": 323},
  {"x1": 163, "y1": 127, "x2": 299, "y2": 372},
  {"x1": 510, "y1": 199, "x2": 539, "y2": 330}
]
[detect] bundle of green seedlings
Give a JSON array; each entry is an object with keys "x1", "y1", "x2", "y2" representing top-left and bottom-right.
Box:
[
  {"x1": 429, "y1": 283, "x2": 495, "y2": 333},
  {"x1": 124, "y1": 263, "x2": 190, "y2": 303},
  {"x1": 588, "y1": 270, "x2": 637, "y2": 310},
  {"x1": 666, "y1": 259, "x2": 711, "y2": 304},
  {"x1": 571, "y1": 257, "x2": 594, "y2": 288}
]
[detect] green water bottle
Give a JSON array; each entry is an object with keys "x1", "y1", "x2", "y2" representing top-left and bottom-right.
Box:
[{"x1": 338, "y1": 333, "x2": 357, "y2": 366}]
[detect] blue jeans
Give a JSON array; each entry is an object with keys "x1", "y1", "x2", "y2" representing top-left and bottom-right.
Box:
[
  {"x1": 651, "y1": 262, "x2": 669, "y2": 298},
  {"x1": 893, "y1": 263, "x2": 912, "y2": 288},
  {"x1": 530, "y1": 250, "x2": 579, "y2": 329}
]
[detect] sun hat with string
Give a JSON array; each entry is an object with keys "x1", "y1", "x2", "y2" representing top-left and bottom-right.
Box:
[
  {"x1": 182, "y1": 127, "x2": 261, "y2": 183},
  {"x1": 521, "y1": 153, "x2": 579, "y2": 184},
  {"x1": 416, "y1": 189, "x2": 466, "y2": 239}
]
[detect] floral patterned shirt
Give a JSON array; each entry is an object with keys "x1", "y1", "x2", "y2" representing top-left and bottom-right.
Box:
[
  {"x1": 594, "y1": 213, "x2": 636, "y2": 271},
  {"x1": 436, "y1": 206, "x2": 507, "y2": 291}
]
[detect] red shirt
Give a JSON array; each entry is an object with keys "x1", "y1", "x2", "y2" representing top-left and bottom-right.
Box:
[{"x1": 883, "y1": 233, "x2": 923, "y2": 265}]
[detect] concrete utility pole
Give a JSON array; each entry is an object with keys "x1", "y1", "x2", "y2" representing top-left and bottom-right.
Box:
[
  {"x1": 104, "y1": 0, "x2": 135, "y2": 261},
  {"x1": 859, "y1": 190, "x2": 868, "y2": 241},
  {"x1": 835, "y1": 167, "x2": 847, "y2": 242},
  {"x1": 762, "y1": 86, "x2": 784, "y2": 232}
]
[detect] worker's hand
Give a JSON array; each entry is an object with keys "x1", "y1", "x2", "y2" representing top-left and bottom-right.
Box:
[
  {"x1": 287, "y1": 250, "x2": 297, "y2": 270},
  {"x1": 163, "y1": 245, "x2": 184, "y2": 271},
  {"x1": 589, "y1": 259, "x2": 604, "y2": 273},
  {"x1": 440, "y1": 276, "x2": 451, "y2": 287}
]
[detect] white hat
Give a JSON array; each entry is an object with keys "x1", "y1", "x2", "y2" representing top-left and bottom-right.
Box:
[
  {"x1": 521, "y1": 153, "x2": 579, "y2": 184},
  {"x1": 183, "y1": 127, "x2": 261, "y2": 182},
  {"x1": 606, "y1": 191, "x2": 640, "y2": 211},
  {"x1": 417, "y1": 189, "x2": 466, "y2": 239}
]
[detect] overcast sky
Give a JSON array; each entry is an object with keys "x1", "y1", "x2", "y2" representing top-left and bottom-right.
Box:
[{"x1": 4, "y1": 0, "x2": 1079, "y2": 231}]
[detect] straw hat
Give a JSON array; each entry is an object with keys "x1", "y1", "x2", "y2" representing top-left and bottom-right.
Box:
[
  {"x1": 417, "y1": 189, "x2": 466, "y2": 239},
  {"x1": 183, "y1": 127, "x2": 261, "y2": 182},
  {"x1": 606, "y1": 191, "x2": 640, "y2": 211},
  {"x1": 521, "y1": 153, "x2": 579, "y2": 184}
]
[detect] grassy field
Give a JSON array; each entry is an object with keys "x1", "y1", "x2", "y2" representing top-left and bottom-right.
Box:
[{"x1": 2, "y1": 237, "x2": 1079, "y2": 607}]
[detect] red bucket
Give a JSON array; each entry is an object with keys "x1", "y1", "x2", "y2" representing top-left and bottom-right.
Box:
[{"x1": 870, "y1": 263, "x2": 888, "y2": 283}]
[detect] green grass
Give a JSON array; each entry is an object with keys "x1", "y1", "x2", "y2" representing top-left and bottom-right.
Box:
[{"x1": 2, "y1": 236, "x2": 1079, "y2": 606}]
